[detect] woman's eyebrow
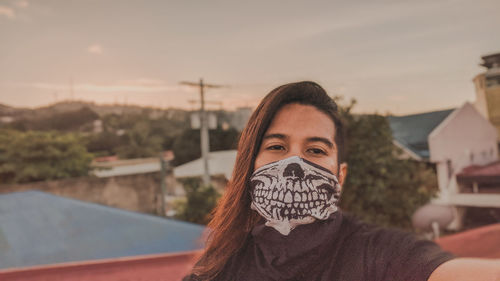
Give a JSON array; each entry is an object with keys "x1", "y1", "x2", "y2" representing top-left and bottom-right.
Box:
[
  {"x1": 262, "y1": 133, "x2": 287, "y2": 140},
  {"x1": 306, "y1": 137, "x2": 334, "y2": 149}
]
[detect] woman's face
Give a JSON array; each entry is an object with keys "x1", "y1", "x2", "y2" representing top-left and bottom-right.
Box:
[{"x1": 254, "y1": 103, "x2": 347, "y2": 186}]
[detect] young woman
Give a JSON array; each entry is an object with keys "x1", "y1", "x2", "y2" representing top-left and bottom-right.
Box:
[{"x1": 184, "y1": 81, "x2": 498, "y2": 281}]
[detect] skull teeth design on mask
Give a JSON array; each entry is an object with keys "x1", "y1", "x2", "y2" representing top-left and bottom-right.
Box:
[{"x1": 250, "y1": 156, "x2": 341, "y2": 235}]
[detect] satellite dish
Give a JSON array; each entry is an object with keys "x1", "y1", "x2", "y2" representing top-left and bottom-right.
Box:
[{"x1": 412, "y1": 204, "x2": 454, "y2": 232}]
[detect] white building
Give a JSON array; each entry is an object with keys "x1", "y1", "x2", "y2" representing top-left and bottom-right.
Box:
[{"x1": 389, "y1": 102, "x2": 500, "y2": 229}]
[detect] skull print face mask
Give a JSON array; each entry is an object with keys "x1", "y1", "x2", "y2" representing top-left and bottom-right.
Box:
[{"x1": 250, "y1": 156, "x2": 341, "y2": 236}]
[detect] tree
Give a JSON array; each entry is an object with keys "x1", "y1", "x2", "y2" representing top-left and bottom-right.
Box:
[
  {"x1": 0, "y1": 130, "x2": 93, "y2": 183},
  {"x1": 84, "y1": 131, "x2": 125, "y2": 157},
  {"x1": 10, "y1": 107, "x2": 99, "y2": 132},
  {"x1": 115, "y1": 121, "x2": 163, "y2": 159},
  {"x1": 336, "y1": 99, "x2": 438, "y2": 230},
  {"x1": 174, "y1": 177, "x2": 221, "y2": 224}
]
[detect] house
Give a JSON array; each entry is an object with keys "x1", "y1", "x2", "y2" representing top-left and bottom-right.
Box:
[{"x1": 389, "y1": 102, "x2": 500, "y2": 229}]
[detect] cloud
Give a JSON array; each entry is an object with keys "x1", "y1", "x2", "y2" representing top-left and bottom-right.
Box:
[
  {"x1": 0, "y1": 6, "x2": 15, "y2": 19},
  {"x1": 15, "y1": 1, "x2": 29, "y2": 8},
  {"x1": 31, "y1": 79, "x2": 196, "y2": 94},
  {"x1": 87, "y1": 44, "x2": 103, "y2": 54},
  {"x1": 119, "y1": 78, "x2": 167, "y2": 86}
]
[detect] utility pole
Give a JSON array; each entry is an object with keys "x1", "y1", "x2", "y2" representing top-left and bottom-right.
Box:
[
  {"x1": 180, "y1": 78, "x2": 225, "y2": 186},
  {"x1": 159, "y1": 154, "x2": 169, "y2": 217}
]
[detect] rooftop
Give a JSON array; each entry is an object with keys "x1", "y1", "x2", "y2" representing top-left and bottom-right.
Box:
[
  {"x1": 0, "y1": 191, "x2": 205, "y2": 270},
  {"x1": 457, "y1": 160, "x2": 500, "y2": 185},
  {"x1": 388, "y1": 108, "x2": 455, "y2": 159},
  {"x1": 481, "y1": 52, "x2": 500, "y2": 69}
]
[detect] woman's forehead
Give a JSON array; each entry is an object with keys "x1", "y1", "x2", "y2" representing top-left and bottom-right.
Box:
[{"x1": 264, "y1": 104, "x2": 336, "y2": 141}]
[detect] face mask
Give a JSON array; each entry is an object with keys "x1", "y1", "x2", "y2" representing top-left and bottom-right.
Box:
[{"x1": 250, "y1": 156, "x2": 341, "y2": 235}]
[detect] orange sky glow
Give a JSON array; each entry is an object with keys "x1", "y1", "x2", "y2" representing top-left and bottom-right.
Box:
[{"x1": 1, "y1": 0, "x2": 499, "y2": 114}]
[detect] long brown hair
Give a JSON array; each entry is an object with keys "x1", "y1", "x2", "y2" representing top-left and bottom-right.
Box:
[{"x1": 192, "y1": 81, "x2": 345, "y2": 280}]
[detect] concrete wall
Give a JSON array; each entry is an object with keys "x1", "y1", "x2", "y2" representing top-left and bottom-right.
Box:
[{"x1": 0, "y1": 172, "x2": 172, "y2": 215}]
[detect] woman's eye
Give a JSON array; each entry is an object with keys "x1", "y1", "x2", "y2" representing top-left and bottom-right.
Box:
[
  {"x1": 267, "y1": 145, "x2": 284, "y2": 150},
  {"x1": 308, "y1": 148, "x2": 326, "y2": 155}
]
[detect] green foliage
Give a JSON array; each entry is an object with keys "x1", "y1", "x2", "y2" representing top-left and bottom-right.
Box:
[
  {"x1": 336, "y1": 99, "x2": 438, "y2": 230},
  {"x1": 174, "y1": 177, "x2": 221, "y2": 225},
  {"x1": 96, "y1": 111, "x2": 190, "y2": 159},
  {"x1": 8, "y1": 107, "x2": 99, "y2": 132},
  {"x1": 0, "y1": 130, "x2": 93, "y2": 183},
  {"x1": 84, "y1": 131, "x2": 125, "y2": 156},
  {"x1": 115, "y1": 121, "x2": 163, "y2": 159}
]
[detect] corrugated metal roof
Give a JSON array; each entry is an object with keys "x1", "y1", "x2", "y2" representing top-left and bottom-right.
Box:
[
  {"x1": 174, "y1": 150, "x2": 237, "y2": 179},
  {"x1": 0, "y1": 191, "x2": 205, "y2": 270},
  {"x1": 388, "y1": 109, "x2": 455, "y2": 159}
]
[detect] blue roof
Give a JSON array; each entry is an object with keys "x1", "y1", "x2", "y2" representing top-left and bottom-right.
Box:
[
  {"x1": 387, "y1": 109, "x2": 455, "y2": 159},
  {"x1": 0, "y1": 191, "x2": 205, "y2": 269}
]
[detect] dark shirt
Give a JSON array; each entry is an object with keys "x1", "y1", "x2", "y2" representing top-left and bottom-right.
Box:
[{"x1": 184, "y1": 212, "x2": 454, "y2": 281}]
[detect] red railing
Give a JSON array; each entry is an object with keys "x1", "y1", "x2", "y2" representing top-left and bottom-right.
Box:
[
  {"x1": 0, "y1": 250, "x2": 201, "y2": 281},
  {"x1": 436, "y1": 223, "x2": 500, "y2": 258}
]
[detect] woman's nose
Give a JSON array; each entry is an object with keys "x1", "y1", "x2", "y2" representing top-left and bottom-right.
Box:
[{"x1": 286, "y1": 146, "x2": 304, "y2": 159}]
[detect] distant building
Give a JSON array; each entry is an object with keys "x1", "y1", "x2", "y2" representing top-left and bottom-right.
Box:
[
  {"x1": 474, "y1": 52, "x2": 500, "y2": 140},
  {"x1": 92, "y1": 157, "x2": 163, "y2": 178},
  {"x1": 389, "y1": 103, "x2": 500, "y2": 229},
  {"x1": 92, "y1": 119, "x2": 103, "y2": 133},
  {"x1": 92, "y1": 151, "x2": 174, "y2": 178},
  {"x1": 0, "y1": 116, "x2": 14, "y2": 123},
  {"x1": 428, "y1": 103, "x2": 499, "y2": 207}
]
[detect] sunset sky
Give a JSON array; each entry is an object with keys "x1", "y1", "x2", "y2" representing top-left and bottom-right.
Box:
[{"x1": 1, "y1": 0, "x2": 499, "y2": 114}]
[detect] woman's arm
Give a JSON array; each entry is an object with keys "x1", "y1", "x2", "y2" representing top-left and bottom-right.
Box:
[{"x1": 428, "y1": 258, "x2": 500, "y2": 281}]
